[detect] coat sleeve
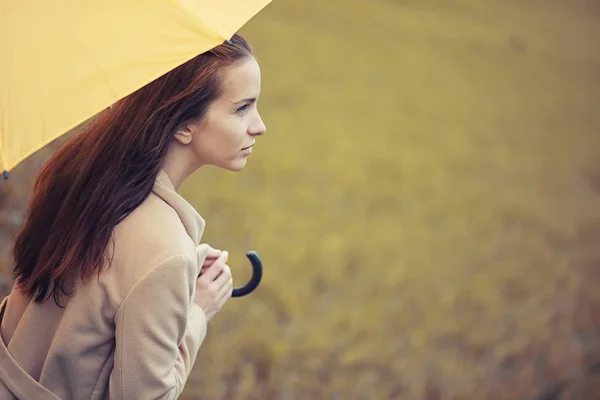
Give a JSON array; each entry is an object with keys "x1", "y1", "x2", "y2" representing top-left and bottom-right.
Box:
[{"x1": 109, "y1": 254, "x2": 207, "y2": 400}]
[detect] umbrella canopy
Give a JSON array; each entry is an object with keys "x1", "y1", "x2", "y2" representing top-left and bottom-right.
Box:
[{"x1": 0, "y1": 0, "x2": 272, "y2": 174}]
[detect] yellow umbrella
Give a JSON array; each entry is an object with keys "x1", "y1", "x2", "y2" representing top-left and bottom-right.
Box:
[{"x1": 0, "y1": 0, "x2": 272, "y2": 176}]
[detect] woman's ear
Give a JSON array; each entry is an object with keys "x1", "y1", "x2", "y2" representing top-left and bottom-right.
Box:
[{"x1": 173, "y1": 124, "x2": 194, "y2": 145}]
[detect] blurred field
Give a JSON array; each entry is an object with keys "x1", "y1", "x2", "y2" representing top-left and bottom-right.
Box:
[{"x1": 2, "y1": 0, "x2": 600, "y2": 398}]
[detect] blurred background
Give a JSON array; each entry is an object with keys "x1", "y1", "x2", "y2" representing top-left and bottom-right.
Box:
[{"x1": 2, "y1": 0, "x2": 600, "y2": 398}]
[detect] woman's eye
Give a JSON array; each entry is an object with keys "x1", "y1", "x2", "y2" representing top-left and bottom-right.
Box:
[{"x1": 236, "y1": 104, "x2": 249, "y2": 113}]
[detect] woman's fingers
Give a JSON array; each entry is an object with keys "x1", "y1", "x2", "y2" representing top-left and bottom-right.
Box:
[
  {"x1": 202, "y1": 246, "x2": 222, "y2": 266},
  {"x1": 199, "y1": 251, "x2": 228, "y2": 282},
  {"x1": 216, "y1": 272, "x2": 233, "y2": 301},
  {"x1": 213, "y1": 264, "x2": 232, "y2": 290}
]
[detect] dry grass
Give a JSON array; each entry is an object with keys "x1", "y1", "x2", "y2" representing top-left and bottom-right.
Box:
[{"x1": 2, "y1": 0, "x2": 600, "y2": 398}]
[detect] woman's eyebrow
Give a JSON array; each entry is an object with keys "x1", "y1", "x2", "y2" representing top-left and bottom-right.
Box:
[{"x1": 232, "y1": 97, "x2": 256, "y2": 105}]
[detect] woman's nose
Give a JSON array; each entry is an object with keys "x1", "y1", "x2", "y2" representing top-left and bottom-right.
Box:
[{"x1": 249, "y1": 114, "x2": 266, "y2": 136}]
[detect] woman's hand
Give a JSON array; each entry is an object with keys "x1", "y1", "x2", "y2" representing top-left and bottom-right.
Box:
[
  {"x1": 200, "y1": 245, "x2": 222, "y2": 274},
  {"x1": 194, "y1": 250, "x2": 232, "y2": 321}
]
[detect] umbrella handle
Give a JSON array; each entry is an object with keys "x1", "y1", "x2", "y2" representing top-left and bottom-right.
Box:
[{"x1": 231, "y1": 251, "x2": 263, "y2": 298}]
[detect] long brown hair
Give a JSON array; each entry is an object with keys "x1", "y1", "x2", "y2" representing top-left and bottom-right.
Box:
[{"x1": 12, "y1": 34, "x2": 253, "y2": 306}]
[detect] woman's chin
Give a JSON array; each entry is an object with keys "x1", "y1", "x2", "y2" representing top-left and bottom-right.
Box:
[{"x1": 223, "y1": 158, "x2": 248, "y2": 172}]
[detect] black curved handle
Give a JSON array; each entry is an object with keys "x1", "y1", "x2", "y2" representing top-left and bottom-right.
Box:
[{"x1": 232, "y1": 250, "x2": 263, "y2": 297}]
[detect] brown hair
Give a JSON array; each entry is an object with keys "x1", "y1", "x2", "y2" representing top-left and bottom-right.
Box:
[{"x1": 12, "y1": 34, "x2": 253, "y2": 306}]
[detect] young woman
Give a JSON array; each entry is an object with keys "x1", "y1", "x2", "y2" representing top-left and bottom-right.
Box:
[{"x1": 0, "y1": 33, "x2": 266, "y2": 399}]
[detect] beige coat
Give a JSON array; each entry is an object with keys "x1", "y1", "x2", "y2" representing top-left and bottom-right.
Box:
[{"x1": 0, "y1": 170, "x2": 212, "y2": 399}]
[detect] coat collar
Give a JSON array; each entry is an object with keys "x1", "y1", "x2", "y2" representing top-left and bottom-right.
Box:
[{"x1": 151, "y1": 170, "x2": 205, "y2": 245}]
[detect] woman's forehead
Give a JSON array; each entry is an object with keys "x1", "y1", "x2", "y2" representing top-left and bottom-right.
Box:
[{"x1": 221, "y1": 58, "x2": 261, "y2": 100}]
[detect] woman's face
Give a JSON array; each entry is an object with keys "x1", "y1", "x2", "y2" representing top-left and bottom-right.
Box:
[{"x1": 187, "y1": 56, "x2": 266, "y2": 172}]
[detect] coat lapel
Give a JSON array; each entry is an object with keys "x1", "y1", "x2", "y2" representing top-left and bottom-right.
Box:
[{"x1": 151, "y1": 170, "x2": 205, "y2": 245}]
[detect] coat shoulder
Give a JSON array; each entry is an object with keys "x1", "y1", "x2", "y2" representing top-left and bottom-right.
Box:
[{"x1": 107, "y1": 193, "x2": 199, "y2": 290}]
